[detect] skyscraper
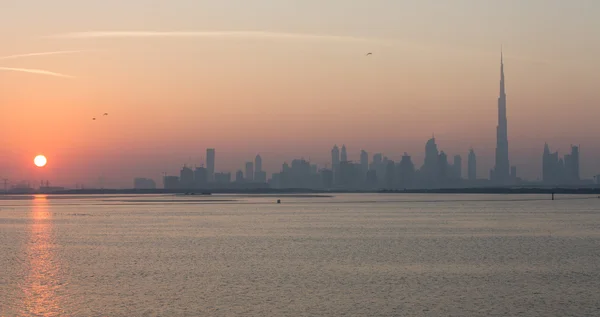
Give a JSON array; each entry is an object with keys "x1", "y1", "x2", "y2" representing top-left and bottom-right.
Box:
[
  {"x1": 468, "y1": 148, "x2": 477, "y2": 181},
  {"x1": 254, "y1": 154, "x2": 263, "y2": 181},
  {"x1": 360, "y1": 150, "x2": 369, "y2": 175},
  {"x1": 341, "y1": 145, "x2": 348, "y2": 162},
  {"x1": 493, "y1": 50, "x2": 510, "y2": 184},
  {"x1": 206, "y1": 148, "x2": 215, "y2": 182},
  {"x1": 331, "y1": 145, "x2": 340, "y2": 168}
]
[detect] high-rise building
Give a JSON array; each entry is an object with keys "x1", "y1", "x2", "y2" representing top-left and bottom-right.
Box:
[
  {"x1": 360, "y1": 150, "x2": 369, "y2": 175},
  {"x1": 206, "y1": 148, "x2": 215, "y2": 182},
  {"x1": 341, "y1": 145, "x2": 348, "y2": 162},
  {"x1": 180, "y1": 165, "x2": 194, "y2": 189},
  {"x1": 543, "y1": 143, "x2": 581, "y2": 185},
  {"x1": 468, "y1": 148, "x2": 477, "y2": 181},
  {"x1": 245, "y1": 162, "x2": 254, "y2": 182},
  {"x1": 331, "y1": 145, "x2": 340, "y2": 168},
  {"x1": 235, "y1": 170, "x2": 244, "y2": 183},
  {"x1": 194, "y1": 167, "x2": 208, "y2": 187},
  {"x1": 493, "y1": 50, "x2": 510, "y2": 184},
  {"x1": 397, "y1": 153, "x2": 415, "y2": 189},
  {"x1": 255, "y1": 154, "x2": 262, "y2": 174}
]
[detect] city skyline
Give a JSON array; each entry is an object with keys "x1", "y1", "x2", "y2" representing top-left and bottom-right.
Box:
[{"x1": 1, "y1": 1, "x2": 599, "y2": 187}]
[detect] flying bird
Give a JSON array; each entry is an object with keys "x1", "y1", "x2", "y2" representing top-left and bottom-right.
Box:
[
  {"x1": 366, "y1": 52, "x2": 372, "y2": 56},
  {"x1": 92, "y1": 118, "x2": 96, "y2": 121},
  {"x1": 103, "y1": 113, "x2": 108, "y2": 116}
]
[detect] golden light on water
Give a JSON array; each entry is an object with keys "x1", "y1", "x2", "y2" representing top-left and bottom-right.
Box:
[{"x1": 20, "y1": 195, "x2": 63, "y2": 316}]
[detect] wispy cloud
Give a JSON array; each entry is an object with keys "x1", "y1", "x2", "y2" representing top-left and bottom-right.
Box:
[
  {"x1": 0, "y1": 67, "x2": 74, "y2": 78},
  {"x1": 46, "y1": 30, "x2": 390, "y2": 44},
  {"x1": 0, "y1": 50, "x2": 86, "y2": 61}
]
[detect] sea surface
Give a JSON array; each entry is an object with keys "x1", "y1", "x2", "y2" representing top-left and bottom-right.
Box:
[{"x1": 1, "y1": 193, "x2": 599, "y2": 317}]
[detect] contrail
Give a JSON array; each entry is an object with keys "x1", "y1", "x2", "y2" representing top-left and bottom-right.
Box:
[
  {"x1": 46, "y1": 30, "x2": 391, "y2": 44},
  {"x1": 0, "y1": 50, "x2": 86, "y2": 61},
  {"x1": 0, "y1": 67, "x2": 74, "y2": 78}
]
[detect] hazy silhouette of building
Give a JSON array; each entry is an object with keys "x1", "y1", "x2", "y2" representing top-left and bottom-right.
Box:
[
  {"x1": 310, "y1": 164, "x2": 318, "y2": 175},
  {"x1": 320, "y1": 168, "x2": 333, "y2": 189},
  {"x1": 338, "y1": 161, "x2": 361, "y2": 189},
  {"x1": 214, "y1": 172, "x2": 231, "y2": 184},
  {"x1": 235, "y1": 170, "x2": 244, "y2": 183},
  {"x1": 163, "y1": 176, "x2": 179, "y2": 189},
  {"x1": 565, "y1": 145, "x2": 580, "y2": 183},
  {"x1": 511, "y1": 166, "x2": 517, "y2": 180},
  {"x1": 254, "y1": 154, "x2": 263, "y2": 180},
  {"x1": 341, "y1": 145, "x2": 348, "y2": 162},
  {"x1": 492, "y1": 50, "x2": 511, "y2": 184},
  {"x1": 385, "y1": 160, "x2": 395, "y2": 189},
  {"x1": 371, "y1": 153, "x2": 384, "y2": 186},
  {"x1": 360, "y1": 150, "x2": 369, "y2": 176},
  {"x1": 194, "y1": 167, "x2": 208, "y2": 187},
  {"x1": 438, "y1": 151, "x2": 449, "y2": 185},
  {"x1": 245, "y1": 162, "x2": 254, "y2": 182},
  {"x1": 180, "y1": 165, "x2": 194, "y2": 189},
  {"x1": 134, "y1": 178, "x2": 156, "y2": 189},
  {"x1": 206, "y1": 148, "x2": 215, "y2": 182},
  {"x1": 543, "y1": 143, "x2": 581, "y2": 185},
  {"x1": 420, "y1": 137, "x2": 439, "y2": 188},
  {"x1": 397, "y1": 153, "x2": 415, "y2": 189},
  {"x1": 468, "y1": 148, "x2": 477, "y2": 181},
  {"x1": 331, "y1": 145, "x2": 340, "y2": 183}
]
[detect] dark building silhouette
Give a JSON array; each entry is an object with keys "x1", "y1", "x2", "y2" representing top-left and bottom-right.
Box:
[
  {"x1": 254, "y1": 154, "x2": 263, "y2": 181},
  {"x1": 331, "y1": 145, "x2": 340, "y2": 182},
  {"x1": 360, "y1": 150, "x2": 369, "y2": 176},
  {"x1": 134, "y1": 178, "x2": 156, "y2": 189},
  {"x1": 397, "y1": 153, "x2": 415, "y2": 189},
  {"x1": 468, "y1": 148, "x2": 477, "y2": 181},
  {"x1": 235, "y1": 170, "x2": 244, "y2": 183},
  {"x1": 194, "y1": 167, "x2": 208, "y2": 187},
  {"x1": 385, "y1": 160, "x2": 395, "y2": 189},
  {"x1": 493, "y1": 50, "x2": 511, "y2": 185},
  {"x1": 163, "y1": 176, "x2": 179, "y2": 189},
  {"x1": 320, "y1": 168, "x2": 334, "y2": 189},
  {"x1": 245, "y1": 162, "x2": 254, "y2": 182},
  {"x1": 438, "y1": 151, "x2": 449, "y2": 185},
  {"x1": 180, "y1": 165, "x2": 194, "y2": 188},
  {"x1": 420, "y1": 137, "x2": 439, "y2": 188},
  {"x1": 214, "y1": 172, "x2": 231, "y2": 184},
  {"x1": 206, "y1": 148, "x2": 215, "y2": 182},
  {"x1": 341, "y1": 145, "x2": 348, "y2": 162},
  {"x1": 543, "y1": 143, "x2": 581, "y2": 185}
]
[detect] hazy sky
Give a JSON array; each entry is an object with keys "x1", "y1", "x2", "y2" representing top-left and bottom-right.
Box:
[{"x1": 1, "y1": 0, "x2": 599, "y2": 187}]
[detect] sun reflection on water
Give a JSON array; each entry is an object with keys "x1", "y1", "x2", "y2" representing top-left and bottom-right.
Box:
[{"x1": 20, "y1": 195, "x2": 64, "y2": 316}]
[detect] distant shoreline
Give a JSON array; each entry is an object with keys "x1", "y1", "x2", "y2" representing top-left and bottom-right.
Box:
[{"x1": 1, "y1": 187, "x2": 599, "y2": 195}]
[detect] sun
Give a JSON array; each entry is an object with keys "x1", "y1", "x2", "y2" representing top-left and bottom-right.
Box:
[{"x1": 34, "y1": 155, "x2": 47, "y2": 167}]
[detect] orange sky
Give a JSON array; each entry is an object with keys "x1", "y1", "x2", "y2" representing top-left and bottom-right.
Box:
[{"x1": 1, "y1": 1, "x2": 599, "y2": 187}]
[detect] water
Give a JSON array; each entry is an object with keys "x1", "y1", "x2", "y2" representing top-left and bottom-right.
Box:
[{"x1": 1, "y1": 194, "x2": 599, "y2": 316}]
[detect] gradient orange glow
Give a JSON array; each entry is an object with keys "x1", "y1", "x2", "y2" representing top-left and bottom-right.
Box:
[{"x1": 1, "y1": 1, "x2": 599, "y2": 187}]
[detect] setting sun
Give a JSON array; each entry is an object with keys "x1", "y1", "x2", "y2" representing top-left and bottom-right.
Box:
[{"x1": 34, "y1": 155, "x2": 47, "y2": 167}]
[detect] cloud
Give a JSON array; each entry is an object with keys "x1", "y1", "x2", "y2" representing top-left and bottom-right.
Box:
[
  {"x1": 0, "y1": 67, "x2": 74, "y2": 78},
  {"x1": 46, "y1": 30, "x2": 391, "y2": 44},
  {"x1": 0, "y1": 50, "x2": 86, "y2": 61}
]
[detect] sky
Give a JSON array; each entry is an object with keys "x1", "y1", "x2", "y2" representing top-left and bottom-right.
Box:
[{"x1": 0, "y1": 0, "x2": 599, "y2": 188}]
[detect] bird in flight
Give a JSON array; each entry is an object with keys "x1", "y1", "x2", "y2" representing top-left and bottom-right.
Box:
[
  {"x1": 103, "y1": 113, "x2": 108, "y2": 116},
  {"x1": 92, "y1": 118, "x2": 96, "y2": 121},
  {"x1": 366, "y1": 52, "x2": 372, "y2": 56}
]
